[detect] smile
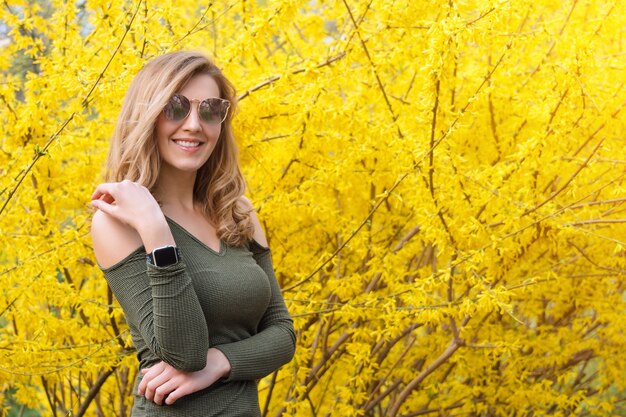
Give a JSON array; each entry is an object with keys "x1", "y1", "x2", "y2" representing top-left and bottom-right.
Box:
[{"x1": 173, "y1": 139, "x2": 203, "y2": 148}]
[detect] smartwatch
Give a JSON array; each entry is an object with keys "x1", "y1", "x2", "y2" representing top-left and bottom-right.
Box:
[{"x1": 146, "y1": 245, "x2": 181, "y2": 267}]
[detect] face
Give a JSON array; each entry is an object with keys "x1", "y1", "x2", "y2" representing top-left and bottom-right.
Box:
[{"x1": 155, "y1": 73, "x2": 223, "y2": 177}]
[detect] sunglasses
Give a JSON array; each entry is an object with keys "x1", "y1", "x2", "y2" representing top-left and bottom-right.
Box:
[{"x1": 163, "y1": 94, "x2": 230, "y2": 125}]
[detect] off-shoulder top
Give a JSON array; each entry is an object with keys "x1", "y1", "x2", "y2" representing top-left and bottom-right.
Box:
[{"x1": 101, "y1": 217, "x2": 295, "y2": 416}]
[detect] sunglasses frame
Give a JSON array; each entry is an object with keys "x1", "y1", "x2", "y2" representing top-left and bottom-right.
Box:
[{"x1": 163, "y1": 94, "x2": 231, "y2": 125}]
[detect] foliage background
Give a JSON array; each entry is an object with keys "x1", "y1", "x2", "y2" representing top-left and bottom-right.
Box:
[{"x1": 1, "y1": 0, "x2": 625, "y2": 416}]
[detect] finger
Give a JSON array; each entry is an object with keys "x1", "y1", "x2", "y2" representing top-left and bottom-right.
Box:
[
  {"x1": 100, "y1": 193, "x2": 115, "y2": 204},
  {"x1": 138, "y1": 363, "x2": 166, "y2": 395},
  {"x1": 152, "y1": 379, "x2": 179, "y2": 406},
  {"x1": 91, "y1": 191, "x2": 115, "y2": 205},
  {"x1": 144, "y1": 371, "x2": 174, "y2": 402},
  {"x1": 164, "y1": 373, "x2": 220, "y2": 405},
  {"x1": 164, "y1": 384, "x2": 190, "y2": 405},
  {"x1": 91, "y1": 183, "x2": 118, "y2": 201},
  {"x1": 91, "y1": 198, "x2": 116, "y2": 215},
  {"x1": 138, "y1": 373, "x2": 148, "y2": 395},
  {"x1": 138, "y1": 364, "x2": 163, "y2": 395}
]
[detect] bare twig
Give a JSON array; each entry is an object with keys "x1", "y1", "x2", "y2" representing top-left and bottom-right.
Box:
[
  {"x1": 387, "y1": 339, "x2": 462, "y2": 417},
  {"x1": 238, "y1": 53, "x2": 346, "y2": 101},
  {"x1": 172, "y1": 2, "x2": 214, "y2": 47},
  {"x1": 567, "y1": 218, "x2": 626, "y2": 226},
  {"x1": 74, "y1": 368, "x2": 117, "y2": 417},
  {"x1": 0, "y1": 231, "x2": 89, "y2": 277},
  {"x1": 283, "y1": 173, "x2": 408, "y2": 292},
  {"x1": 341, "y1": 0, "x2": 400, "y2": 134},
  {"x1": 363, "y1": 333, "x2": 419, "y2": 412},
  {"x1": 521, "y1": 137, "x2": 605, "y2": 217}
]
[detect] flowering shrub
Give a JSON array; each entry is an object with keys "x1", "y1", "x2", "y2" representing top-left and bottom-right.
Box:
[{"x1": 0, "y1": 0, "x2": 624, "y2": 415}]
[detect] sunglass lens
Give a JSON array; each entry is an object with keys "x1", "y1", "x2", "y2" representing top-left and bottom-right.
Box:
[
  {"x1": 163, "y1": 95, "x2": 190, "y2": 121},
  {"x1": 199, "y1": 99, "x2": 229, "y2": 124}
]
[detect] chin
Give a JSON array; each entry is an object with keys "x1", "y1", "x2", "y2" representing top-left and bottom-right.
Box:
[{"x1": 161, "y1": 162, "x2": 208, "y2": 175}]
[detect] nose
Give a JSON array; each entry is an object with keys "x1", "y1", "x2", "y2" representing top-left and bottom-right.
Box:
[{"x1": 181, "y1": 102, "x2": 202, "y2": 132}]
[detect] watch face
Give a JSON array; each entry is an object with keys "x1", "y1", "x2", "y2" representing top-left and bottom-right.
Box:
[{"x1": 153, "y1": 246, "x2": 178, "y2": 266}]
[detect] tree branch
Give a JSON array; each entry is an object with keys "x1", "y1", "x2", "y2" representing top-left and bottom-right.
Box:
[
  {"x1": 74, "y1": 368, "x2": 117, "y2": 417},
  {"x1": 387, "y1": 339, "x2": 462, "y2": 417}
]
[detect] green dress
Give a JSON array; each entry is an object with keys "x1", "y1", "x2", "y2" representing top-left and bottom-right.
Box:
[{"x1": 101, "y1": 217, "x2": 296, "y2": 416}]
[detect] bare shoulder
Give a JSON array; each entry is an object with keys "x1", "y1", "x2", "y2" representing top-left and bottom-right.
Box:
[
  {"x1": 91, "y1": 209, "x2": 143, "y2": 268},
  {"x1": 239, "y1": 195, "x2": 254, "y2": 211},
  {"x1": 239, "y1": 196, "x2": 269, "y2": 248}
]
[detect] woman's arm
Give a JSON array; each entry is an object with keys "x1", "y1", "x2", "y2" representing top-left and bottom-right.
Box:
[
  {"x1": 91, "y1": 181, "x2": 176, "y2": 257},
  {"x1": 91, "y1": 181, "x2": 210, "y2": 371},
  {"x1": 212, "y1": 238, "x2": 295, "y2": 381},
  {"x1": 212, "y1": 198, "x2": 295, "y2": 380},
  {"x1": 138, "y1": 242, "x2": 295, "y2": 404},
  {"x1": 138, "y1": 199, "x2": 295, "y2": 403},
  {"x1": 138, "y1": 348, "x2": 231, "y2": 405}
]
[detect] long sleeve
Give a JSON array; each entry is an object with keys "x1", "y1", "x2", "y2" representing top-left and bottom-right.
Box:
[
  {"x1": 214, "y1": 240, "x2": 296, "y2": 381},
  {"x1": 102, "y1": 248, "x2": 210, "y2": 372}
]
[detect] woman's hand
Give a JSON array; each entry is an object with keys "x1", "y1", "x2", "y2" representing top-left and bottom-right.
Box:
[
  {"x1": 91, "y1": 180, "x2": 175, "y2": 252},
  {"x1": 138, "y1": 348, "x2": 232, "y2": 405},
  {"x1": 91, "y1": 180, "x2": 163, "y2": 231}
]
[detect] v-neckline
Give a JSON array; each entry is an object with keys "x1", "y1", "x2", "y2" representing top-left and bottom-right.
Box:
[{"x1": 165, "y1": 216, "x2": 226, "y2": 256}]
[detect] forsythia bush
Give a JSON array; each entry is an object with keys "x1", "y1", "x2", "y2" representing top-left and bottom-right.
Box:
[{"x1": 1, "y1": 0, "x2": 625, "y2": 416}]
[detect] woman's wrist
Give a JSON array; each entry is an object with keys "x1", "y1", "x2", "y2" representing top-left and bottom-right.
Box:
[
  {"x1": 136, "y1": 213, "x2": 176, "y2": 253},
  {"x1": 209, "y1": 348, "x2": 232, "y2": 379}
]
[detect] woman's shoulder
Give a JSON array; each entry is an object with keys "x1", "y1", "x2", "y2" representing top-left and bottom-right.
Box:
[
  {"x1": 238, "y1": 196, "x2": 269, "y2": 248},
  {"x1": 238, "y1": 195, "x2": 253, "y2": 210},
  {"x1": 91, "y1": 209, "x2": 143, "y2": 269}
]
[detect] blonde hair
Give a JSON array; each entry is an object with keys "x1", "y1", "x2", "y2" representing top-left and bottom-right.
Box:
[{"x1": 105, "y1": 51, "x2": 253, "y2": 246}]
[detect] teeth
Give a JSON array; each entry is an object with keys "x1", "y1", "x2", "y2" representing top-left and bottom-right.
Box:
[{"x1": 174, "y1": 140, "x2": 201, "y2": 148}]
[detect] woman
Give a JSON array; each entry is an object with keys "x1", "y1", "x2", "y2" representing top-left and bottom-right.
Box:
[{"x1": 90, "y1": 51, "x2": 295, "y2": 415}]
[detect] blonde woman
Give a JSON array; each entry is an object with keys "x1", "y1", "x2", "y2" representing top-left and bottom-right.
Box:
[{"x1": 90, "y1": 51, "x2": 295, "y2": 415}]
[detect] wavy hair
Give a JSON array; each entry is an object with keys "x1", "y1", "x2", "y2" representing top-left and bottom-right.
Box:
[{"x1": 105, "y1": 51, "x2": 253, "y2": 246}]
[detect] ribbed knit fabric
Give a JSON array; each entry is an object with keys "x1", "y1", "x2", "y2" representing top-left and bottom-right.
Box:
[{"x1": 101, "y1": 217, "x2": 296, "y2": 416}]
